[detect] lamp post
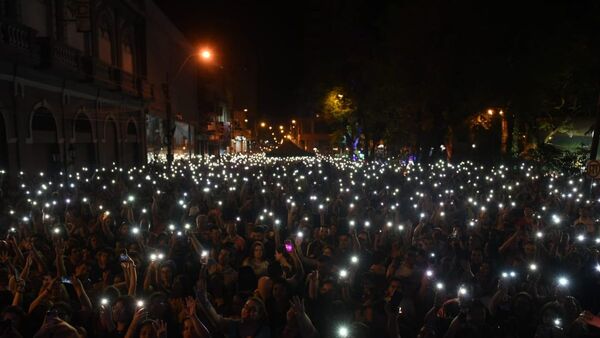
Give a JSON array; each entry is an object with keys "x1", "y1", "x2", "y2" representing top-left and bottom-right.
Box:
[
  {"x1": 486, "y1": 108, "x2": 508, "y2": 156},
  {"x1": 163, "y1": 48, "x2": 213, "y2": 168}
]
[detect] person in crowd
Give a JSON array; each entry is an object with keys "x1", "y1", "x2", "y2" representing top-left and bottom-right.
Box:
[{"x1": 1, "y1": 156, "x2": 600, "y2": 338}]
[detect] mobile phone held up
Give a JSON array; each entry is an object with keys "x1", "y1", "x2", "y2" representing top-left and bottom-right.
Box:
[
  {"x1": 390, "y1": 290, "x2": 402, "y2": 309},
  {"x1": 284, "y1": 240, "x2": 293, "y2": 253}
]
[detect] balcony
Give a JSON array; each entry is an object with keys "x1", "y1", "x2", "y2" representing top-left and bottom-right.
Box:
[
  {"x1": 38, "y1": 38, "x2": 82, "y2": 73},
  {"x1": 0, "y1": 20, "x2": 154, "y2": 101},
  {"x1": 118, "y1": 69, "x2": 137, "y2": 95},
  {"x1": 0, "y1": 20, "x2": 38, "y2": 63}
]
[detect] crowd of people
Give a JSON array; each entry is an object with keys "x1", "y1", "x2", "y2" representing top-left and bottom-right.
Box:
[{"x1": 1, "y1": 155, "x2": 600, "y2": 338}]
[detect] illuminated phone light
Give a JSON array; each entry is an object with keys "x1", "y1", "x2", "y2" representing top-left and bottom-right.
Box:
[
  {"x1": 338, "y1": 326, "x2": 349, "y2": 338},
  {"x1": 557, "y1": 276, "x2": 569, "y2": 287}
]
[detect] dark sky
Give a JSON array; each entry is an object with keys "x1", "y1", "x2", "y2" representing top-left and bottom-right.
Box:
[{"x1": 154, "y1": 0, "x2": 304, "y2": 120}]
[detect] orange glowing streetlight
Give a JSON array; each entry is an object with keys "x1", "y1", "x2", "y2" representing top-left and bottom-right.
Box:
[
  {"x1": 166, "y1": 46, "x2": 219, "y2": 166},
  {"x1": 260, "y1": 122, "x2": 266, "y2": 128},
  {"x1": 200, "y1": 49, "x2": 212, "y2": 61}
]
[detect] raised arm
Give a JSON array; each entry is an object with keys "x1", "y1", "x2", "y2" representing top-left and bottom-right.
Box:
[
  {"x1": 195, "y1": 265, "x2": 235, "y2": 333},
  {"x1": 290, "y1": 296, "x2": 318, "y2": 338},
  {"x1": 71, "y1": 275, "x2": 93, "y2": 311},
  {"x1": 143, "y1": 261, "x2": 158, "y2": 293},
  {"x1": 184, "y1": 296, "x2": 211, "y2": 337},
  {"x1": 54, "y1": 238, "x2": 67, "y2": 278}
]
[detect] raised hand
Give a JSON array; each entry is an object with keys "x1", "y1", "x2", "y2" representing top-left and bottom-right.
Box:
[
  {"x1": 54, "y1": 238, "x2": 65, "y2": 257},
  {"x1": 184, "y1": 296, "x2": 197, "y2": 317},
  {"x1": 25, "y1": 252, "x2": 34, "y2": 268},
  {"x1": 40, "y1": 276, "x2": 57, "y2": 296},
  {"x1": 130, "y1": 306, "x2": 146, "y2": 327},
  {"x1": 153, "y1": 320, "x2": 168, "y2": 338},
  {"x1": 15, "y1": 278, "x2": 26, "y2": 293},
  {"x1": 0, "y1": 251, "x2": 9, "y2": 264},
  {"x1": 99, "y1": 303, "x2": 114, "y2": 330},
  {"x1": 289, "y1": 296, "x2": 305, "y2": 315},
  {"x1": 69, "y1": 275, "x2": 83, "y2": 292},
  {"x1": 195, "y1": 266, "x2": 208, "y2": 302}
]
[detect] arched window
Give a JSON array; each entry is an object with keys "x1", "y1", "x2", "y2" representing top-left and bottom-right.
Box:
[
  {"x1": 98, "y1": 16, "x2": 113, "y2": 64},
  {"x1": 30, "y1": 107, "x2": 58, "y2": 143},
  {"x1": 121, "y1": 33, "x2": 134, "y2": 73},
  {"x1": 73, "y1": 113, "x2": 93, "y2": 142},
  {"x1": 32, "y1": 108, "x2": 56, "y2": 132}
]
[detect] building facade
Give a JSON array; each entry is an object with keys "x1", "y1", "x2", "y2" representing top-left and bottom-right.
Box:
[
  {"x1": 0, "y1": 0, "x2": 210, "y2": 174},
  {"x1": 294, "y1": 116, "x2": 332, "y2": 153}
]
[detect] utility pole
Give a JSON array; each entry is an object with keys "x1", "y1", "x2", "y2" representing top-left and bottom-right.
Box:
[
  {"x1": 585, "y1": 93, "x2": 600, "y2": 196},
  {"x1": 163, "y1": 73, "x2": 174, "y2": 168}
]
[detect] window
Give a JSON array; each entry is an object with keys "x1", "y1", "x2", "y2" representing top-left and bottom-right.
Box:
[
  {"x1": 65, "y1": 8, "x2": 84, "y2": 50},
  {"x1": 98, "y1": 16, "x2": 113, "y2": 64},
  {"x1": 121, "y1": 36, "x2": 134, "y2": 73},
  {"x1": 32, "y1": 109, "x2": 56, "y2": 132}
]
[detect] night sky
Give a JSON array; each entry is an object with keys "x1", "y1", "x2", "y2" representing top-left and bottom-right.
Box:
[{"x1": 154, "y1": 0, "x2": 304, "y2": 120}]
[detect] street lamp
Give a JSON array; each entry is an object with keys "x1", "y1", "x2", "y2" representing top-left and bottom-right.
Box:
[
  {"x1": 164, "y1": 47, "x2": 215, "y2": 167},
  {"x1": 200, "y1": 49, "x2": 212, "y2": 60},
  {"x1": 484, "y1": 107, "x2": 509, "y2": 156}
]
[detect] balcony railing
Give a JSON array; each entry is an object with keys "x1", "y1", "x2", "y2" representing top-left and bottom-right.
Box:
[
  {"x1": 1, "y1": 21, "x2": 36, "y2": 52},
  {"x1": 0, "y1": 21, "x2": 155, "y2": 101},
  {"x1": 119, "y1": 69, "x2": 137, "y2": 94},
  {"x1": 38, "y1": 38, "x2": 82, "y2": 72}
]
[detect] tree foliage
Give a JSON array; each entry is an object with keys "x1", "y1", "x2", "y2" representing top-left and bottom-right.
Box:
[{"x1": 298, "y1": 0, "x2": 600, "y2": 160}]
